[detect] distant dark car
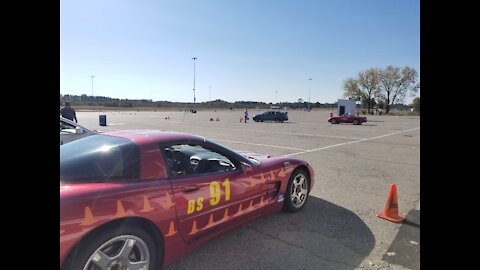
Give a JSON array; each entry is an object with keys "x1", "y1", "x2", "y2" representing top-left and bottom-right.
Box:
[
  {"x1": 328, "y1": 113, "x2": 367, "y2": 125},
  {"x1": 253, "y1": 111, "x2": 288, "y2": 122}
]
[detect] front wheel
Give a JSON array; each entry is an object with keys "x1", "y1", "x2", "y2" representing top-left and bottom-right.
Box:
[
  {"x1": 284, "y1": 168, "x2": 310, "y2": 212},
  {"x1": 62, "y1": 224, "x2": 160, "y2": 270},
  {"x1": 353, "y1": 119, "x2": 359, "y2": 125},
  {"x1": 331, "y1": 119, "x2": 337, "y2": 124}
]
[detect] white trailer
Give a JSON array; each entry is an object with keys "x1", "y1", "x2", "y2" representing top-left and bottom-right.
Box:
[{"x1": 337, "y1": 99, "x2": 358, "y2": 116}]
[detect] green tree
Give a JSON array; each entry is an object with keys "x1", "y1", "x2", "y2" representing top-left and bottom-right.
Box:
[
  {"x1": 343, "y1": 68, "x2": 380, "y2": 114},
  {"x1": 378, "y1": 65, "x2": 419, "y2": 114}
]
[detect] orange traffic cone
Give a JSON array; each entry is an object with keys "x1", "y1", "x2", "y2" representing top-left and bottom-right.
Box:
[
  {"x1": 377, "y1": 184, "x2": 406, "y2": 223},
  {"x1": 165, "y1": 221, "x2": 177, "y2": 237}
]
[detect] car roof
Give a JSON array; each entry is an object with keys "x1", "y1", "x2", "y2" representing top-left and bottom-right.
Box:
[{"x1": 104, "y1": 130, "x2": 207, "y2": 145}]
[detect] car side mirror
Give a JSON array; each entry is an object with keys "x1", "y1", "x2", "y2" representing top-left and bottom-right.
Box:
[
  {"x1": 75, "y1": 127, "x2": 83, "y2": 134},
  {"x1": 240, "y1": 162, "x2": 253, "y2": 173}
]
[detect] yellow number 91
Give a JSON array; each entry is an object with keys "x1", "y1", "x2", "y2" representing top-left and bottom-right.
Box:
[
  {"x1": 210, "y1": 181, "x2": 221, "y2": 206},
  {"x1": 209, "y1": 179, "x2": 231, "y2": 206}
]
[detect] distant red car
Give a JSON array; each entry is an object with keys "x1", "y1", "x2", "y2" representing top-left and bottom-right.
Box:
[
  {"x1": 60, "y1": 130, "x2": 315, "y2": 270},
  {"x1": 328, "y1": 113, "x2": 367, "y2": 125}
]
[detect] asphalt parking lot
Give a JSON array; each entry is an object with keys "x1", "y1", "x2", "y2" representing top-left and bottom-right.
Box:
[{"x1": 75, "y1": 109, "x2": 420, "y2": 270}]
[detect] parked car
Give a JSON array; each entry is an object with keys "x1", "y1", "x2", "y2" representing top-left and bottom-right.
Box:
[
  {"x1": 60, "y1": 116, "x2": 96, "y2": 145},
  {"x1": 60, "y1": 130, "x2": 315, "y2": 270},
  {"x1": 328, "y1": 113, "x2": 367, "y2": 125},
  {"x1": 252, "y1": 111, "x2": 288, "y2": 122}
]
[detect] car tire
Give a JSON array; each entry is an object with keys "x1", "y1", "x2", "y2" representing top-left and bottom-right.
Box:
[
  {"x1": 331, "y1": 119, "x2": 337, "y2": 124},
  {"x1": 284, "y1": 168, "x2": 310, "y2": 212},
  {"x1": 62, "y1": 224, "x2": 160, "y2": 270},
  {"x1": 353, "y1": 120, "x2": 359, "y2": 125}
]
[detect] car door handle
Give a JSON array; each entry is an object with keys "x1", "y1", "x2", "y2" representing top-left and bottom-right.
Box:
[{"x1": 182, "y1": 186, "x2": 199, "y2": 193}]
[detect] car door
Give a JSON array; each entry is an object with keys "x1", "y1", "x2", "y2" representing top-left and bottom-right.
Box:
[
  {"x1": 163, "y1": 141, "x2": 266, "y2": 243},
  {"x1": 347, "y1": 115, "x2": 356, "y2": 123},
  {"x1": 266, "y1": 112, "x2": 274, "y2": 121},
  {"x1": 338, "y1": 115, "x2": 345, "y2": 123}
]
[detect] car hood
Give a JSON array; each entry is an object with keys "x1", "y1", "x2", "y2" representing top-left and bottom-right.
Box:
[{"x1": 237, "y1": 151, "x2": 272, "y2": 161}]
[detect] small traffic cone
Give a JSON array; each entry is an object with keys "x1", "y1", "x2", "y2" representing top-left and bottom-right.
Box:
[
  {"x1": 207, "y1": 214, "x2": 215, "y2": 227},
  {"x1": 235, "y1": 203, "x2": 243, "y2": 216},
  {"x1": 81, "y1": 206, "x2": 96, "y2": 226},
  {"x1": 140, "y1": 196, "x2": 155, "y2": 213},
  {"x1": 248, "y1": 200, "x2": 254, "y2": 211},
  {"x1": 222, "y1": 208, "x2": 229, "y2": 221},
  {"x1": 377, "y1": 184, "x2": 406, "y2": 223},
  {"x1": 116, "y1": 200, "x2": 128, "y2": 218},
  {"x1": 165, "y1": 221, "x2": 177, "y2": 237},
  {"x1": 189, "y1": 220, "x2": 199, "y2": 235},
  {"x1": 240, "y1": 117, "x2": 243, "y2": 122}
]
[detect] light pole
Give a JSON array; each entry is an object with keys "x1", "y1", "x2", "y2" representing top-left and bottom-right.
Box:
[
  {"x1": 308, "y1": 78, "x2": 312, "y2": 111},
  {"x1": 91, "y1": 75, "x2": 95, "y2": 96},
  {"x1": 192, "y1": 57, "x2": 197, "y2": 110}
]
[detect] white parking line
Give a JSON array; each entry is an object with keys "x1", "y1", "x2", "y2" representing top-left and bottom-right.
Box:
[
  {"x1": 172, "y1": 124, "x2": 363, "y2": 140},
  {"x1": 284, "y1": 127, "x2": 420, "y2": 157},
  {"x1": 213, "y1": 139, "x2": 308, "y2": 151}
]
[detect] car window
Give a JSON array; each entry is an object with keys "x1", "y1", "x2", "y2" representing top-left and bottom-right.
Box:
[
  {"x1": 60, "y1": 120, "x2": 76, "y2": 131},
  {"x1": 60, "y1": 135, "x2": 140, "y2": 183},
  {"x1": 162, "y1": 143, "x2": 236, "y2": 178}
]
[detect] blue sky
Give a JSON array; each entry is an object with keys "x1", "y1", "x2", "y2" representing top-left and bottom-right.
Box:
[{"x1": 60, "y1": 0, "x2": 420, "y2": 104}]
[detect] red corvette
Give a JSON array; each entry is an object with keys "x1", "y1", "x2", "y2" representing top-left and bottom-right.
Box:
[
  {"x1": 60, "y1": 130, "x2": 315, "y2": 270},
  {"x1": 328, "y1": 113, "x2": 367, "y2": 125}
]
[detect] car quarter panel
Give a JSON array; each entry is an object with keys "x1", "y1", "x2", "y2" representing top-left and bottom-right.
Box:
[
  {"x1": 60, "y1": 180, "x2": 182, "y2": 267},
  {"x1": 139, "y1": 142, "x2": 169, "y2": 180}
]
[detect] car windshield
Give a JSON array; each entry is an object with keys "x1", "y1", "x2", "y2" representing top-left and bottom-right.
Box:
[
  {"x1": 206, "y1": 139, "x2": 255, "y2": 166},
  {"x1": 60, "y1": 134, "x2": 140, "y2": 183}
]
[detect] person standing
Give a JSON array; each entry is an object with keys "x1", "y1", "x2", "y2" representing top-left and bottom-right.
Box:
[
  {"x1": 60, "y1": 102, "x2": 78, "y2": 123},
  {"x1": 244, "y1": 109, "x2": 249, "y2": 123}
]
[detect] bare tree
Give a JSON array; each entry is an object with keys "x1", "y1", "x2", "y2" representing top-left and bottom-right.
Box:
[
  {"x1": 343, "y1": 68, "x2": 380, "y2": 114},
  {"x1": 378, "y1": 65, "x2": 419, "y2": 114}
]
